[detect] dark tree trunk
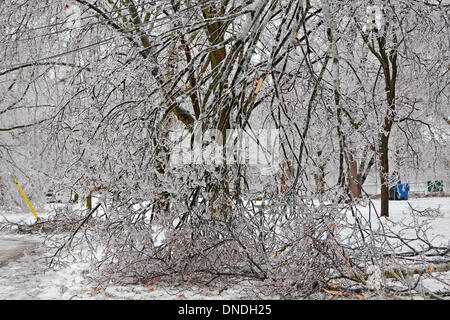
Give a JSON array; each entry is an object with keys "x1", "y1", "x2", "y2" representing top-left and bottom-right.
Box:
[
  {"x1": 347, "y1": 152, "x2": 362, "y2": 198},
  {"x1": 380, "y1": 134, "x2": 390, "y2": 217}
]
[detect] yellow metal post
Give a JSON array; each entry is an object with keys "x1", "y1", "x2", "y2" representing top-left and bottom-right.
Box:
[{"x1": 13, "y1": 178, "x2": 40, "y2": 223}]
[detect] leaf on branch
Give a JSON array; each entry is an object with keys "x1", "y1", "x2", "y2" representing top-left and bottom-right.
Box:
[
  {"x1": 254, "y1": 77, "x2": 264, "y2": 95},
  {"x1": 325, "y1": 281, "x2": 340, "y2": 287},
  {"x1": 322, "y1": 288, "x2": 345, "y2": 296}
]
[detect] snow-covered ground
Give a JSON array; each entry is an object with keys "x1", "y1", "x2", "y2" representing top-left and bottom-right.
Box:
[
  {"x1": 0, "y1": 197, "x2": 449, "y2": 299},
  {"x1": 357, "y1": 196, "x2": 450, "y2": 242},
  {"x1": 0, "y1": 231, "x2": 253, "y2": 300},
  {"x1": 0, "y1": 204, "x2": 253, "y2": 300}
]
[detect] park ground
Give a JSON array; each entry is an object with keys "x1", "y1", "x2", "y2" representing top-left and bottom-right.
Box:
[{"x1": 0, "y1": 196, "x2": 449, "y2": 300}]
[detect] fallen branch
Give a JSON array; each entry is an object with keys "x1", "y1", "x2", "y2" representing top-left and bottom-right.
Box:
[{"x1": 49, "y1": 203, "x2": 101, "y2": 267}]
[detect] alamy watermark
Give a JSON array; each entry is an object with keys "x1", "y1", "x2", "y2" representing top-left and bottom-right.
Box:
[{"x1": 168, "y1": 128, "x2": 281, "y2": 174}]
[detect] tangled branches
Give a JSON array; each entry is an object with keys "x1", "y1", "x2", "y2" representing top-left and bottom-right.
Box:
[{"x1": 41, "y1": 193, "x2": 449, "y2": 299}]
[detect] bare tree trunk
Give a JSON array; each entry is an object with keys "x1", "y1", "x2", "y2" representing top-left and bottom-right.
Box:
[
  {"x1": 357, "y1": 6, "x2": 398, "y2": 217},
  {"x1": 347, "y1": 152, "x2": 362, "y2": 198},
  {"x1": 321, "y1": 0, "x2": 346, "y2": 191},
  {"x1": 86, "y1": 193, "x2": 92, "y2": 211},
  {"x1": 380, "y1": 134, "x2": 389, "y2": 216}
]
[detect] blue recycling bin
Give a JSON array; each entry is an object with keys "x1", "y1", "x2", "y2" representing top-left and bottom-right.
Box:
[{"x1": 395, "y1": 183, "x2": 410, "y2": 200}]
